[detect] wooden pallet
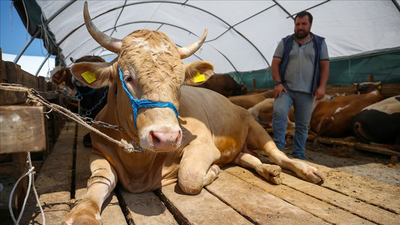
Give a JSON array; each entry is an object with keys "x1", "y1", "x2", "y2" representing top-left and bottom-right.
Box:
[{"x1": 21, "y1": 124, "x2": 400, "y2": 224}]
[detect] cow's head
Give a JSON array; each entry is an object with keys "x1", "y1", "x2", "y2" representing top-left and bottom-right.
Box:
[
  {"x1": 71, "y1": 2, "x2": 214, "y2": 152},
  {"x1": 51, "y1": 66, "x2": 76, "y2": 95},
  {"x1": 353, "y1": 81, "x2": 382, "y2": 95}
]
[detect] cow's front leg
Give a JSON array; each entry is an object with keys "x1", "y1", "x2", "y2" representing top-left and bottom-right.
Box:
[
  {"x1": 63, "y1": 154, "x2": 117, "y2": 225},
  {"x1": 178, "y1": 140, "x2": 221, "y2": 194},
  {"x1": 233, "y1": 150, "x2": 282, "y2": 185},
  {"x1": 247, "y1": 120, "x2": 324, "y2": 183}
]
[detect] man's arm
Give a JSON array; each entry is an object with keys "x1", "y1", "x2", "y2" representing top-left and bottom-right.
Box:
[
  {"x1": 271, "y1": 57, "x2": 282, "y2": 82},
  {"x1": 315, "y1": 60, "x2": 329, "y2": 100},
  {"x1": 271, "y1": 57, "x2": 287, "y2": 98}
]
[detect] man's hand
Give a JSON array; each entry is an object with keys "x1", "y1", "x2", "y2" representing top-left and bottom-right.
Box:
[
  {"x1": 314, "y1": 86, "x2": 326, "y2": 100},
  {"x1": 273, "y1": 84, "x2": 287, "y2": 98}
]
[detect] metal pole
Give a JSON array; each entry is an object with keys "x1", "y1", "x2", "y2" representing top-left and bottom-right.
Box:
[
  {"x1": 13, "y1": 31, "x2": 40, "y2": 63},
  {"x1": 13, "y1": 0, "x2": 77, "y2": 64},
  {"x1": 35, "y1": 53, "x2": 51, "y2": 77}
]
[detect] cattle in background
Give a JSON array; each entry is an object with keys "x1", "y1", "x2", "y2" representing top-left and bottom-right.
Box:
[
  {"x1": 63, "y1": 3, "x2": 323, "y2": 224},
  {"x1": 51, "y1": 55, "x2": 106, "y2": 95},
  {"x1": 351, "y1": 95, "x2": 400, "y2": 150},
  {"x1": 51, "y1": 55, "x2": 108, "y2": 147},
  {"x1": 197, "y1": 73, "x2": 247, "y2": 97},
  {"x1": 288, "y1": 94, "x2": 335, "y2": 123},
  {"x1": 228, "y1": 90, "x2": 274, "y2": 109},
  {"x1": 248, "y1": 98, "x2": 295, "y2": 128},
  {"x1": 310, "y1": 82, "x2": 384, "y2": 137}
]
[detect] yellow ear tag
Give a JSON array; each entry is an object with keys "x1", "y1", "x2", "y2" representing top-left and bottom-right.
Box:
[
  {"x1": 81, "y1": 71, "x2": 96, "y2": 84},
  {"x1": 193, "y1": 72, "x2": 206, "y2": 83}
]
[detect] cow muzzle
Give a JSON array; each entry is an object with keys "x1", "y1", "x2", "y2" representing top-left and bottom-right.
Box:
[{"x1": 139, "y1": 123, "x2": 182, "y2": 152}]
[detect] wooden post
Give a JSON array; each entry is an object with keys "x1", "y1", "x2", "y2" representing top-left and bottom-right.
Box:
[
  {"x1": 0, "y1": 106, "x2": 47, "y2": 154},
  {"x1": 11, "y1": 153, "x2": 28, "y2": 217},
  {"x1": 369, "y1": 74, "x2": 374, "y2": 82}
]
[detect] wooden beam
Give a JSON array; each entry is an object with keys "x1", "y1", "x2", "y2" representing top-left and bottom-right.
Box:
[
  {"x1": 0, "y1": 89, "x2": 27, "y2": 106},
  {"x1": 0, "y1": 106, "x2": 46, "y2": 153}
]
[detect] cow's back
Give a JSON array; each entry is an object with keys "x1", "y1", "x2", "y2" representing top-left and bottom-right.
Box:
[
  {"x1": 228, "y1": 90, "x2": 274, "y2": 109},
  {"x1": 311, "y1": 90, "x2": 384, "y2": 137},
  {"x1": 179, "y1": 86, "x2": 251, "y2": 163}
]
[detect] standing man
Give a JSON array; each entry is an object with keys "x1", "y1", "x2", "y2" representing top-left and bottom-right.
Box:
[{"x1": 271, "y1": 11, "x2": 329, "y2": 160}]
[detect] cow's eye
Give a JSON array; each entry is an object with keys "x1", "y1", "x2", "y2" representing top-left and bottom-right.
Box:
[{"x1": 125, "y1": 76, "x2": 133, "y2": 82}]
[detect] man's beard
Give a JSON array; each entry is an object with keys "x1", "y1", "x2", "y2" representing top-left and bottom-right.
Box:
[{"x1": 295, "y1": 29, "x2": 309, "y2": 39}]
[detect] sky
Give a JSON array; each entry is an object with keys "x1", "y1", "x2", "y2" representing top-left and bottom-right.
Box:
[{"x1": 1, "y1": 0, "x2": 55, "y2": 78}]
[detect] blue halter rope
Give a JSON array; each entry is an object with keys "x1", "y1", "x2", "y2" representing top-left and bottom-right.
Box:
[
  {"x1": 118, "y1": 67, "x2": 179, "y2": 130},
  {"x1": 74, "y1": 83, "x2": 97, "y2": 96}
]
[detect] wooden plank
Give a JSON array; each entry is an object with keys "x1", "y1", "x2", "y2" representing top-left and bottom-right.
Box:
[
  {"x1": 279, "y1": 167, "x2": 400, "y2": 224},
  {"x1": 0, "y1": 89, "x2": 27, "y2": 106},
  {"x1": 305, "y1": 161, "x2": 400, "y2": 214},
  {"x1": 0, "y1": 106, "x2": 46, "y2": 153},
  {"x1": 0, "y1": 161, "x2": 43, "y2": 176},
  {"x1": 119, "y1": 188, "x2": 177, "y2": 225},
  {"x1": 11, "y1": 153, "x2": 28, "y2": 217},
  {"x1": 1, "y1": 60, "x2": 7, "y2": 82},
  {"x1": 20, "y1": 70, "x2": 39, "y2": 89},
  {"x1": 38, "y1": 76, "x2": 46, "y2": 91},
  {"x1": 206, "y1": 170, "x2": 328, "y2": 225},
  {"x1": 20, "y1": 122, "x2": 76, "y2": 224},
  {"x1": 74, "y1": 125, "x2": 127, "y2": 225},
  {"x1": 5, "y1": 61, "x2": 22, "y2": 84},
  {"x1": 160, "y1": 183, "x2": 252, "y2": 225},
  {"x1": 224, "y1": 166, "x2": 374, "y2": 225}
]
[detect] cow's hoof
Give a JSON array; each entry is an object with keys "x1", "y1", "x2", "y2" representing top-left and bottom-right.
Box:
[
  {"x1": 63, "y1": 213, "x2": 101, "y2": 225},
  {"x1": 63, "y1": 199, "x2": 101, "y2": 225},
  {"x1": 295, "y1": 162, "x2": 324, "y2": 184},
  {"x1": 256, "y1": 164, "x2": 282, "y2": 185}
]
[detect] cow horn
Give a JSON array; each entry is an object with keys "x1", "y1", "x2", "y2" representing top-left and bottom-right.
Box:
[
  {"x1": 83, "y1": 1, "x2": 122, "y2": 53},
  {"x1": 178, "y1": 29, "x2": 208, "y2": 59}
]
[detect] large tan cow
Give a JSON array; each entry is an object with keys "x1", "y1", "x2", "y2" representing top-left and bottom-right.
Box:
[{"x1": 63, "y1": 3, "x2": 323, "y2": 224}]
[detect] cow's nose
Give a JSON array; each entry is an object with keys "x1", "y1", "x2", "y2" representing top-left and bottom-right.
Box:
[{"x1": 150, "y1": 130, "x2": 181, "y2": 151}]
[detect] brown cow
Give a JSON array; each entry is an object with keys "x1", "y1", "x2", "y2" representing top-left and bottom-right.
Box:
[
  {"x1": 198, "y1": 73, "x2": 247, "y2": 97},
  {"x1": 51, "y1": 56, "x2": 108, "y2": 147},
  {"x1": 310, "y1": 82, "x2": 384, "y2": 137},
  {"x1": 248, "y1": 98, "x2": 295, "y2": 128},
  {"x1": 228, "y1": 90, "x2": 274, "y2": 109},
  {"x1": 62, "y1": 3, "x2": 323, "y2": 224},
  {"x1": 51, "y1": 55, "x2": 105, "y2": 95}
]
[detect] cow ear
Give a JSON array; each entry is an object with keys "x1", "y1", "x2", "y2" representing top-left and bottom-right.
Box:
[
  {"x1": 70, "y1": 61, "x2": 117, "y2": 88},
  {"x1": 184, "y1": 61, "x2": 214, "y2": 86}
]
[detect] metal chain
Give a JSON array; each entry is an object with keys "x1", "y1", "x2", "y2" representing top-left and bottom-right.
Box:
[
  {"x1": 83, "y1": 88, "x2": 108, "y2": 117},
  {"x1": 79, "y1": 116, "x2": 122, "y2": 131},
  {"x1": 29, "y1": 88, "x2": 122, "y2": 131}
]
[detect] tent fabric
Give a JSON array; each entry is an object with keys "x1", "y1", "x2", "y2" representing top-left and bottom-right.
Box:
[{"x1": 13, "y1": 0, "x2": 400, "y2": 77}]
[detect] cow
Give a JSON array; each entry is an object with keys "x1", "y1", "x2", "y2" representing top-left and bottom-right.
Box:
[
  {"x1": 351, "y1": 95, "x2": 400, "y2": 150},
  {"x1": 51, "y1": 55, "x2": 106, "y2": 95},
  {"x1": 51, "y1": 55, "x2": 108, "y2": 147},
  {"x1": 197, "y1": 73, "x2": 247, "y2": 97},
  {"x1": 310, "y1": 82, "x2": 384, "y2": 137},
  {"x1": 62, "y1": 3, "x2": 323, "y2": 224},
  {"x1": 248, "y1": 98, "x2": 295, "y2": 128},
  {"x1": 228, "y1": 90, "x2": 274, "y2": 109}
]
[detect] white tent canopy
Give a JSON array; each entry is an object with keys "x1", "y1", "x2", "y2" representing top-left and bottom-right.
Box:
[{"x1": 15, "y1": 0, "x2": 400, "y2": 74}]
